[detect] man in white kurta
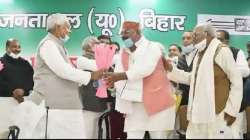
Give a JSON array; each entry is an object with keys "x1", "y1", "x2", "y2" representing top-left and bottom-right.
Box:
[
  {"x1": 217, "y1": 29, "x2": 250, "y2": 138},
  {"x1": 104, "y1": 21, "x2": 176, "y2": 139},
  {"x1": 76, "y1": 36, "x2": 109, "y2": 139},
  {"x1": 166, "y1": 24, "x2": 243, "y2": 139},
  {"x1": 27, "y1": 13, "x2": 104, "y2": 139}
]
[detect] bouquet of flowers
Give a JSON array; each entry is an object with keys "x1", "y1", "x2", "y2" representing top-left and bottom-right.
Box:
[{"x1": 94, "y1": 43, "x2": 116, "y2": 98}]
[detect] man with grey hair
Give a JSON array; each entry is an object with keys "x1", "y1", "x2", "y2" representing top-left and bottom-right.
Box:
[
  {"x1": 31, "y1": 13, "x2": 105, "y2": 138},
  {"x1": 164, "y1": 24, "x2": 243, "y2": 138},
  {"x1": 76, "y1": 36, "x2": 108, "y2": 139}
]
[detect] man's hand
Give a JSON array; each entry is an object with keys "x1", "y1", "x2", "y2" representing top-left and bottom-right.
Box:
[
  {"x1": 104, "y1": 72, "x2": 127, "y2": 88},
  {"x1": 91, "y1": 69, "x2": 107, "y2": 80},
  {"x1": 162, "y1": 57, "x2": 173, "y2": 72},
  {"x1": 12, "y1": 88, "x2": 25, "y2": 103},
  {"x1": 104, "y1": 72, "x2": 117, "y2": 88},
  {"x1": 224, "y1": 112, "x2": 236, "y2": 126}
]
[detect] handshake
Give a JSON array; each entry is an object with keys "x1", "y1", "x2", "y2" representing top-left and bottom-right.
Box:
[
  {"x1": 90, "y1": 58, "x2": 173, "y2": 86},
  {"x1": 90, "y1": 70, "x2": 128, "y2": 87}
]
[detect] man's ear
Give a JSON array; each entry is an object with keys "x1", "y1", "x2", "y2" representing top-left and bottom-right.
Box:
[{"x1": 6, "y1": 47, "x2": 10, "y2": 53}]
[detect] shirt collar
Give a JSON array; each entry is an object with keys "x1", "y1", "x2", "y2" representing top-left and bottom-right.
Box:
[
  {"x1": 47, "y1": 33, "x2": 64, "y2": 46},
  {"x1": 4, "y1": 53, "x2": 21, "y2": 62},
  {"x1": 135, "y1": 36, "x2": 148, "y2": 48}
]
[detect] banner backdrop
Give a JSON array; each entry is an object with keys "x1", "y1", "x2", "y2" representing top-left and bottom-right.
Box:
[
  {"x1": 198, "y1": 14, "x2": 250, "y2": 35},
  {"x1": 1, "y1": 0, "x2": 250, "y2": 58}
]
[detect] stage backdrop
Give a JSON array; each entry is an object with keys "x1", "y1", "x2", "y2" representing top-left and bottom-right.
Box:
[{"x1": 1, "y1": 0, "x2": 250, "y2": 59}]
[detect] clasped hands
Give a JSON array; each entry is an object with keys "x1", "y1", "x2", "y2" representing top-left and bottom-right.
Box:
[
  {"x1": 91, "y1": 69, "x2": 127, "y2": 88},
  {"x1": 12, "y1": 88, "x2": 25, "y2": 103}
]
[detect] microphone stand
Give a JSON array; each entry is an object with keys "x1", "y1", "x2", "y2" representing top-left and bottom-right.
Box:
[{"x1": 45, "y1": 106, "x2": 49, "y2": 139}]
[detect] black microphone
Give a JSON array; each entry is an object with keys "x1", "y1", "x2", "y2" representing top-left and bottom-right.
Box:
[{"x1": 45, "y1": 106, "x2": 49, "y2": 139}]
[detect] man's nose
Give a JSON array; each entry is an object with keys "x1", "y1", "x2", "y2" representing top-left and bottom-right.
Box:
[{"x1": 15, "y1": 48, "x2": 21, "y2": 53}]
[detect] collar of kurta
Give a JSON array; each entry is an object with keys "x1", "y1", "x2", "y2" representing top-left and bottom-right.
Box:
[
  {"x1": 4, "y1": 53, "x2": 22, "y2": 62},
  {"x1": 198, "y1": 38, "x2": 218, "y2": 53},
  {"x1": 47, "y1": 33, "x2": 65, "y2": 46},
  {"x1": 135, "y1": 36, "x2": 148, "y2": 48}
]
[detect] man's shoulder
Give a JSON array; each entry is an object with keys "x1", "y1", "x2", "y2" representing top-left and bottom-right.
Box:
[
  {"x1": 0, "y1": 55, "x2": 7, "y2": 63},
  {"x1": 149, "y1": 41, "x2": 165, "y2": 52},
  {"x1": 215, "y1": 44, "x2": 235, "y2": 61},
  {"x1": 19, "y1": 57, "x2": 29, "y2": 62},
  {"x1": 218, "y1": 43, "x2": 229, "y2": 48},
  {"x1": 18, "y1": 57, "x2": 32, "y2": 67},
  {"x1": 150, "y1": 41, "x2": 163, "y2": 47},
  {"x1": 40, "y1": 39, "x2": 57, "y2": 48}
]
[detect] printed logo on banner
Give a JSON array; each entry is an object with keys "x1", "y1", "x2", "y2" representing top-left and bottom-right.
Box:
[
  {"x1": 235, "y1": 18, "x2": 250, "y2": 32},
  {"x1": 0, "y1": 13, "x2": 82, "y2": 29},
  {"x1": 0, "y1": 9, "x2": 187, "y2": 36},
  {"x1": 197, "y1": 14, "x2": 250, "y2": 35},
  {"x1": 139, "y1": 8, "x2": 186, "y2": 32},
  {"x1": 87, "y1": 7, "x2": 125, "y2": 36}
]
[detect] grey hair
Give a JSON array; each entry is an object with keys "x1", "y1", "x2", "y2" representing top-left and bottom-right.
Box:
[
  {"x1": 81, "y1": 36, "x2": 99, "y2": 49},
  {"x1": 195, "y1": 23, "x2": 216, "y2": 37},
  {"x1": 46, "y1": 13, "x2": 69, "y2": 31}
]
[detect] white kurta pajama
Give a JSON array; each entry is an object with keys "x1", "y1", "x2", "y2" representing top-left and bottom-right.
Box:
[
  {"x1": 0, "y1": 97, "x2": 32, "y2": 139},
  {"x1": 233, "y1": 49, "x2": 250, "y2": 137},
  {"x1": 26, "y1": 33, "x2": 92, "y2": 139},
  {"x1": 76, "y1": 56, "x2": 107, "y2": 139},
  {"x1": 0, "y1": 98, "x2": 19, "y2": 139},
  {"x1": 168, "y1": 38, "x2": 243, "y2": 139},
  {"x1": 114, "y1": 36, "x2": 176, "y2": 139}
]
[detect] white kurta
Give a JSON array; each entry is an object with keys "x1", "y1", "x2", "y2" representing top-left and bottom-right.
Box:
[
  {"x1": 168, "y1": 40, "x2": 243, "y2": 138},
  {"x1": 25, "y1": 34, "x2": 93, "y2": 138},
  {"x1": 0, "y1": 98, "x2": 18, "y2": 139},
  {"x1": 233, "y1": 49, "x2": 249, "y2": 137},
  {"x1": 186, "y1": 110, "x2": 238, "y2": 139},
  {"x1": 114, "y1": 36, "x2": 176, "y2": 132},
  {"x1": 124, "y1": 103, "x2": 176, "y2": 131},
  {"x1": 76, "y1": 56, "x2": 97, "y2": 71},
  {"x1": 236, "y1": 49, "x2": 250, "y2": 78},
  {"x1": 30, "y1": 109, "x2": 86, "y2": 139},
  {"x1": 40, "y1": 39, "x2": 92, "y2": 86}
]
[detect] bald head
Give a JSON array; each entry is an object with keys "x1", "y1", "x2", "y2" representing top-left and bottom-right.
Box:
[{"x1": 5, "y1": 38, "x2": 21, "y2": 55}]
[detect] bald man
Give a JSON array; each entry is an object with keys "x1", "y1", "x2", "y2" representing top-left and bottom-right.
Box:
[{"x1": 0, "y1": 38, "x2": 34, "y2": 138}]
